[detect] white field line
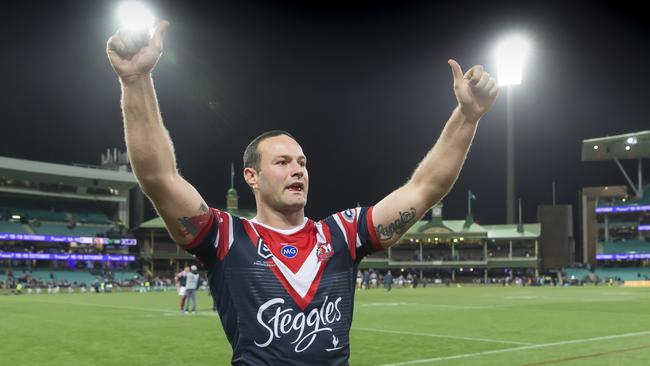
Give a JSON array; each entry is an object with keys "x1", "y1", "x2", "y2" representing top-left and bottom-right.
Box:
[
  {"x1": 360, "y1": 302, "x2": 507, "y2": 310},
  {"x1": 7, "y1": 298, "x2": 218, "y2": 316},
  {"x1": 354, "y1": 327, "x2": 533, "y2": 346},
  {"x1": 379, "y1": 330, "x2": 650, "y2": 366}
]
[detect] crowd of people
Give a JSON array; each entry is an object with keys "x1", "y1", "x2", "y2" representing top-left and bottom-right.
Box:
[{"x1": 0, "y1": 266, "x2": 208, "y2": 297}]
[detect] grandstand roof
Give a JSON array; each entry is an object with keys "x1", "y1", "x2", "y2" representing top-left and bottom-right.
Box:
[
  {"x1": 0, "y1": 156, "x2": 138, "y2": 190},
  {"x1": 582, "y1": 130, "x2": 650, "y2": 161},
  {"x1": 481, "y1": 224, "x2": 541, "y2": 239}
]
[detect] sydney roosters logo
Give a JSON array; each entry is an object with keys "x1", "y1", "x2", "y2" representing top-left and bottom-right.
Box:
[
  {"x1": 317, "y1": 242, "x2": 333, "y2": 262},
  {"x1": 254, "y1": 296, "x2": 343, "y2": 353}
]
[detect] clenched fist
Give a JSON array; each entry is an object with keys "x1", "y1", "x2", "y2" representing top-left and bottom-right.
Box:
[{"x1": 107, "y1": 21, "x2": 169, "y2": 82}]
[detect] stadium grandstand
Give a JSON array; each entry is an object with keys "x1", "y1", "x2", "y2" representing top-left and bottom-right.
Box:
[
  {"x1": 136, "y1": 164, "x2": 544, "y2": 286},
  {"x1": 0, "y1": 151, "x2": 143, "y2": 293},
  {"x1": 6, "y1": 151, "x2": 603, "y2": 292},
  {"x1": 577, "y1": 130, "x2": 650, "y2": 286},
  {"x1": 359, "y1": 203, "x2": 541, "y2": 285}
]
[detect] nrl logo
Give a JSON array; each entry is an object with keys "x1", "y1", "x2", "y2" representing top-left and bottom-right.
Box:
[
  {"x1": 317, "y1": 242, "x2": 334, "y2": 262},
  {"x1": 257, "y1": 238, "x2": 273, "y2": 259}
]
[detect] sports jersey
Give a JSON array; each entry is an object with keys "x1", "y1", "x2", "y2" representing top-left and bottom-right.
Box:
[
  {"x1": 177, "y1": 272, "x2": 187, "y2": 287},
  {"x1": 185, "y1": 206, "x2": 382, "y2": 365}
]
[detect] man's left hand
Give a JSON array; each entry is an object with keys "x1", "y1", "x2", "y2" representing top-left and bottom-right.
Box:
[{"x1": 448, "y1": 59, "x2": 499, "y2": 121}]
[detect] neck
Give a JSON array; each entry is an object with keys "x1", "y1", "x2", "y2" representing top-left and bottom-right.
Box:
[{"x1": 255, "y1": 204, "x2": 305, "y2": 229}]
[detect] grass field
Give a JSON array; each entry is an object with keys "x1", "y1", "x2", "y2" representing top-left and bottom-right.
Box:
[{"x1": 2, "y1": 286, "x2": 650, "y2": 365}]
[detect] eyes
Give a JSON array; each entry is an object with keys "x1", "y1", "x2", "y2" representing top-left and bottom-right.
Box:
[{"x1": 276, "y1": 159, "x2": 306, "y2": 167}]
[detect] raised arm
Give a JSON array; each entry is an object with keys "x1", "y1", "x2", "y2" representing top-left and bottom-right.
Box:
[
  {"x1": 372, "y1": 59, "x2": 498, "y2": 248},
  {"x1": 107, "y1": 21, "x2": 210, "y2": 246}
]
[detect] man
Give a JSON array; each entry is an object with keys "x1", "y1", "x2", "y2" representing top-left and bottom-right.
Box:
[
  {"x1": 355, "y1": 270, "x2": 362, "y2": 290},
  {"x1": 412, "y1": 272, "x2": 420, "y2": 288},
  {"x1": 184, "y1": 265, "x2": 200, "y2": 314},
  {"x1": 175, "y1": 266, "x2": 188, "y2": 312},
  {"x1": 362, "y1": 270, "x2": 370, "y2": 290},
  {"x1": 384, "y1": 270, "x2": 393, "y2": 292},
  {"x1": 107, "y1": 20, "x2": 497, "y2": 365}
]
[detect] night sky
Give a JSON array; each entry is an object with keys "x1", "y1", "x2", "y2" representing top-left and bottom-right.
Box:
[{"x1": 2, "y1": 0, "x2": 648, "y2": 225}]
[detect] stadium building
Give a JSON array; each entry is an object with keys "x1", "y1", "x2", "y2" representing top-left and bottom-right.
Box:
[
  {"x1": 0, "y1": 151, "x2": 142, "y2": 292},
  {"x1": 359, "y1": 202, "x2": 542, "y2": 284},
  {"x1": 2, "y1": 154, "x2": 553, "y2": 290},
  {"x1": 574, "y1": 130, "x2": 650, "y2": 283}
]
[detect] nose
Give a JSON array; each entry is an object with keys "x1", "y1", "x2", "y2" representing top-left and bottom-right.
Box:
[{"x1": 290, "y1": 161, "x2": 304, "y2": 178}]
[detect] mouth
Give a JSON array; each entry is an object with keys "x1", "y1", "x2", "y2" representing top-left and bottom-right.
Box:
[{"x1": 286, "y1": 182, "x2": 305, "y2": 193}]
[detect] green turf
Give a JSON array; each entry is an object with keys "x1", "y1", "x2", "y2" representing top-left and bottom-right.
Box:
[{"x1": 2, "y1": 286, "x2": 650, "y2": 365}]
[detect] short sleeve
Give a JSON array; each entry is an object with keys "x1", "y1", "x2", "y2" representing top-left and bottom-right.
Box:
[
  {"x1": 331, "y1": 206, "x2": 383, "y2": 263},
  {"x1": 183, "y1": 208, "x2": 233, "y2": 267}
]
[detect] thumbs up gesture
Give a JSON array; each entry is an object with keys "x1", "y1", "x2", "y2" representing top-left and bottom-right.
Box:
[{"x1": 448, "y1": 59, "x2": 499, "y2": 121}]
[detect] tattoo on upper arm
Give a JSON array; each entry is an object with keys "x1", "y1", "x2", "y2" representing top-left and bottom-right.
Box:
[
  {"x1": 375, "y1": 208, "x2": 417, "y2": 241},
  {"x1": 177, "y1": 203, "x2": 210, "y2": 238}
]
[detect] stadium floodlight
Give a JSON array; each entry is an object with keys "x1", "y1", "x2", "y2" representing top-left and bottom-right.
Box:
[
  {"x1": 495, "y1": 34, "x2": 530, "y2": 224},
  {"x1": 495, "y1": 36, "x2": 529, "y2": 86},
  {"x1": 118, "y1": 2, "x2": 154, "y2": 32},
  {"x1": 116, "y1": 2, "x2": 155, "y2": 54}
]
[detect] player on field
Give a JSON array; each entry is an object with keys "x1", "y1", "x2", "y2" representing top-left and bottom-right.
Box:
[
  {"x1": 107, "y1": 21, "x2": 498, "y2": 365},
  {"x1": 175, "y1": 266, "x2": 188, "y2": 311}
]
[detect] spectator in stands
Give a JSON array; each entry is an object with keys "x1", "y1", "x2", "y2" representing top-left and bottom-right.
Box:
[{"x1": 184, "y1": 265, "x2": 199, "y2": 314}]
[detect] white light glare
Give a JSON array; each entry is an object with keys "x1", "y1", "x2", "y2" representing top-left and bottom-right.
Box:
[
  {"x1": 625, "y1": 146, "x2": 631, "y2": 151},
  {"x1": 496, "y1": 36, "x2": 529, "y2": 86},
  {"x1": 118, "y1": 2, "x2": 154, "y2": 32},
  {"x1": 593, "y1": 145, "x2": 599, "y2": 150},
  {"x1": 626, "y1": 137, "x2": 637, "y2": 144}
]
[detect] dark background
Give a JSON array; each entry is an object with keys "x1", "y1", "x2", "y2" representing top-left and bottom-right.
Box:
[{"x1": 2, "y1": 0, "x2": 648, "y2": 228}]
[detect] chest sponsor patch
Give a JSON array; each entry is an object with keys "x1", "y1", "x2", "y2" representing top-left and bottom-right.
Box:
[
  {"x1": 254, "y1": 296, "x2": 343, "y2": 353},
  {"x1": 280, "y1": 244, "x2": 298, "y2": 258}
]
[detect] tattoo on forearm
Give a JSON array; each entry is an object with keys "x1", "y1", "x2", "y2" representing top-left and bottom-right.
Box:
[
  {"x1": 375, "y1": 208, "x2": 417, "y2": 240},
  {"x1": 177, "y1": 203, "x2": 210, "y2": 238}
]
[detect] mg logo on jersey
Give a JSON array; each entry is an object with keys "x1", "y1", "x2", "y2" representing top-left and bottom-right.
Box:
[{"x1": 280, "y1": 244, "x2": 298, "y2": 258}]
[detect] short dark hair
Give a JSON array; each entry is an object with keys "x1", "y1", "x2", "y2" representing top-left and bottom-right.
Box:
[{"x1": 243, "y1": 130, "x2": 296, "y2": 172}]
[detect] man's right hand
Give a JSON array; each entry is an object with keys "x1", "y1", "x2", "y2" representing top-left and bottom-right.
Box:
[{"x1": 107, "y1": 21, "x2": 170, "y2": 83}]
